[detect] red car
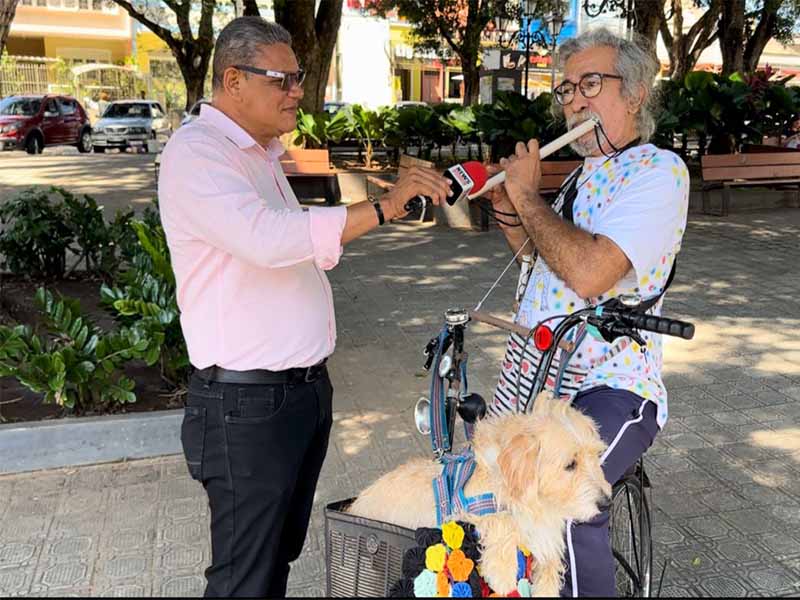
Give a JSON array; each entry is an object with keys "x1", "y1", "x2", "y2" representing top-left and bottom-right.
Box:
[{"x1": 0, "y1": 94, "x2": 93, "y2": 154}]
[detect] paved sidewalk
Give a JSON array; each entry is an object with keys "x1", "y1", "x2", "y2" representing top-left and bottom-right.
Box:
[{"x1": 1, "y1": 207, "x2": 800, "y2": 597}]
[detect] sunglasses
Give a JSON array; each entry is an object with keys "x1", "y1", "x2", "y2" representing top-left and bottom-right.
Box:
[
  {"x1": 554, "y1": 72, "x2": 623, "y2": 106},
  {"x1": 234, "y1": 65, "x2": 306, "y2": 92}
]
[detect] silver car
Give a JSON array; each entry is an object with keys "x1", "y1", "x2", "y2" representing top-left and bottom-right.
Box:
[{"x1": 92, "y1": 100, "x2": 172, "y2": 153}]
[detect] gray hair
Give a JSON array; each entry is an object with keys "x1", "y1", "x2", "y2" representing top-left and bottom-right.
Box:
[
  {"x1": 554, "y1": 28, "x2": 660, "y2": 142},
  {"x1": 212, "y1": 17, "x2": 292, "y2": 90}
]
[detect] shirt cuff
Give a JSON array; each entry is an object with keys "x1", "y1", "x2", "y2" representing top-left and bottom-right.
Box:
[{"x1": 308, "y1": 205, "x2": 347, "y2": 270}]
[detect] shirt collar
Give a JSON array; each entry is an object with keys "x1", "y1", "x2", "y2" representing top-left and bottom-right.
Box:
[{"x1": 199, "y1": 104, "x2": 285, "y2": 158}]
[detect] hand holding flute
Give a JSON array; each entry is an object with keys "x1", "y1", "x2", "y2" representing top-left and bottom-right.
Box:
[{"x1": 477, "y1": 118, "x2": 598, "y2": 227}]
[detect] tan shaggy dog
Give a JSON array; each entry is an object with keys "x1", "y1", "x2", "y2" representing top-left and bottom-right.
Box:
[{"x1": 348, "y1": 392, "x2": 612, "y2": 596}]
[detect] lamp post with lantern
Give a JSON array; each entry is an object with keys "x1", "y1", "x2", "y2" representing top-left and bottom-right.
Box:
[
  {"x1": 545, "y1": 10, "x2": 565, "y2": 91},
  {"x1": 489, "y1": 1, "x2": 565, "y2": 97}
]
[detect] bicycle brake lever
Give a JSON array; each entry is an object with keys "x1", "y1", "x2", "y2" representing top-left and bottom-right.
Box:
[{"x1": 422, "y1": 337, "x2": 437, "y2": 370}]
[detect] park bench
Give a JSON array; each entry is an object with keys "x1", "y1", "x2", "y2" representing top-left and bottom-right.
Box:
[
  {"x1": 280, "y1": 148, "x2": 341, "y2": 206},
  {"x1": 700, "y1": 152, "x2": 800, "y2": 216}
]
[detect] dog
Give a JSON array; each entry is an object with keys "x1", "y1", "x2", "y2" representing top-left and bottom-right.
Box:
[{"x1": 348, "y1": 392, "x2": 612, "y2": 596}]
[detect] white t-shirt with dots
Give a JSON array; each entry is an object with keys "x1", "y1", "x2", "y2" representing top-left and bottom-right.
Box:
[{"x1": 491, "y1": 144, "x2": 690, "y2": 429}]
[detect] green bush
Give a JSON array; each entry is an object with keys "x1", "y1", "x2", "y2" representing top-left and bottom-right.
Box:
[
  {"x1": 101, "y1": 218, "x2": 189, "y2": 388},
  {"x1": 0, "y1": 187, "x2": 138, "y2": 280},
  {"x1": 655, "y1": 68, "x2": 800, "y2": 156},
  {"x1": 0, "y1": 188, "x2": 73, "y2": 279},
  {"x1": 0, "y1": 288, "x2": 162, "y2": 413}
]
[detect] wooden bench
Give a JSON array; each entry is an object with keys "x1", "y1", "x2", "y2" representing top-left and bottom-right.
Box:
[
  {"x1": 280, "y1": 148, "x2": 341, "y2": 206},
  {"x1": 700, "y1": 152, "x2": 800, "y2": 216}
]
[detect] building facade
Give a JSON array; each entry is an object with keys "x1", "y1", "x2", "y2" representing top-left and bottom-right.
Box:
[{"x1": 6, "y1": 0, "x2": 132, "y2": 63}]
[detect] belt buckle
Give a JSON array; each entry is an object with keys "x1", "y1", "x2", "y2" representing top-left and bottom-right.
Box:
[{"x1": 304, "y1": 366, "x2": 317, "y2": 384}]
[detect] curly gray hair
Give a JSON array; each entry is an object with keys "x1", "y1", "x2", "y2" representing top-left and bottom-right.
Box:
[{"x1": 553, "y1": 28, "x2": 660, "y2": 142}]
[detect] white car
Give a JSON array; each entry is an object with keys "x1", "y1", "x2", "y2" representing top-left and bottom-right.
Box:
[
  {"x1": 181, "y1": 99, "x2": 210, "y2": 127},
  {"x1": 92, "y1": 100, "x2": 172, "y2": 153}
]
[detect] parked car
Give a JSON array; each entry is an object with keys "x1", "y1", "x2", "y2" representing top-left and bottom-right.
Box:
[
  {"x1": 92, "y1": 100, "x2": 172, "y2": 153},
  {"x1": 180, "y1": 99, "x2": 209, "y2": 127},
  {"x1": 323, "y1": 101, "x2": 350, "y2": 114},
  {"x1": 0, "y1": 94, "x2": 93, "y2": 154}
]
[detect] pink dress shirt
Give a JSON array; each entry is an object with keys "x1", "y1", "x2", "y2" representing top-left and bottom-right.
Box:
[{"x1": 158, "y1": 104, "x2": 348, "y2": 371}]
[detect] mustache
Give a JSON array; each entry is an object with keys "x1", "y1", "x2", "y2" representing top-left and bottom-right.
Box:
[{"x1": 567, "y1": 112, "x2": 602, "y2": 130}]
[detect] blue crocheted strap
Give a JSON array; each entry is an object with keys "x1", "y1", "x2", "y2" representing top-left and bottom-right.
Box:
[
  {"x1": 433, "y1": 472, "x2": 450, "y2": 526},
  {"x1": 434, "y1": 449, "x2": 498, "y2": 523},
  {"x1": 465, "y1": 493, "x2": 499, "y2": 517},
  {"x1": 429, "y1": 326, "x2": 451, "y2": 455}
]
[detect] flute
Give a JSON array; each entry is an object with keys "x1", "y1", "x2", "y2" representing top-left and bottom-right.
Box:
[{"x1": 468, "y1": 116, "x2": 599, "y2": 199}]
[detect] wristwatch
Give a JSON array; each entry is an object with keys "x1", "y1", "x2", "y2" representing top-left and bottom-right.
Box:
[{"x1": 372, "y1": 198, "x2": 385, "y2": 226}]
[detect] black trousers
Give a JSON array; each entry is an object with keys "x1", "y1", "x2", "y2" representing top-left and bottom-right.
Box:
[{"x1": 180, "y1": 369, "x2": 333, "y2": 598}]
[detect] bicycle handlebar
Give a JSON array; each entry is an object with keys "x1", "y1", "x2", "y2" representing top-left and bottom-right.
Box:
[{"x1": 598, "y1": 306, "x2": 695, "y2": 340}]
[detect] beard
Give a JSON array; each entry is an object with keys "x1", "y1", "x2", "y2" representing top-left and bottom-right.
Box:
[{"x1": 566, "y1": 112, "x2": 603, "y2": 157}]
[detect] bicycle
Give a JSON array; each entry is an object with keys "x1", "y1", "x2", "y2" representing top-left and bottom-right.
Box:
[{"x1": 416, "y1": 295, "x2": 694, "y2": 597}]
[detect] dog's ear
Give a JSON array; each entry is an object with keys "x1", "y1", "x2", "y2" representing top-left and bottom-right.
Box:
[{"x1": 497, "y1": 433, "x2": 540, "y2": 500}]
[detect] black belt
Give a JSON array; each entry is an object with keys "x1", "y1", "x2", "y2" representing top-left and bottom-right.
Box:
[{"x1": 193, "y1": 359, "x2": 327, "y2": 385}]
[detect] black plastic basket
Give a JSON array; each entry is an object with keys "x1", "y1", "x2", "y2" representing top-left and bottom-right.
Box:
[{"x1": 325, "y1": 499, "x2": 417, "y2": 597}]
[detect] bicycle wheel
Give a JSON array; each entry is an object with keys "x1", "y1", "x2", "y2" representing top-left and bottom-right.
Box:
[{"x1": 610, "y1": 473, "x2": 652, "y2": 597}]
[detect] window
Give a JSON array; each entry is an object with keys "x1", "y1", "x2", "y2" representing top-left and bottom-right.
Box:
[
  {"x1": 152, "y1": 104, "x2": 165, "y2": 118},
  {"x1": 447, "y1": 72, "x2": 463, "y2": 99},
  {"x1": 396, "y1": 68, "x2": 411, "y2": 101},
  {"x1": 44, "y1": 99, "x2": 59, "y2": 116},
  {"x1": 103, "y1": 103, "x2": 152, "y2": 119},
  {"x1": 58, "y1": 99, "x2": 77, "y2": 115},
  {"x1": 0, "y1": 97, "x2": 42, "y2": 117},
  {"x1": 46, "y1": 0, "x2": 78, "y2": 10}
]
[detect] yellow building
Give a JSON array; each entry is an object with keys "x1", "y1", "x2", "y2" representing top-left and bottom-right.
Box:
[
  {"x1": 389, "y1": 21, "x2": 463, "y2": 104},
  {"x1": 6, "y1": 0, "x2": 132, "y2": 63}
]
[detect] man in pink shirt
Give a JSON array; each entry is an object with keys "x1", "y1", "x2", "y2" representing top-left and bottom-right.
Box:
[{"x1": 158, "y1": 17, "x2": 451, "y2": 598}]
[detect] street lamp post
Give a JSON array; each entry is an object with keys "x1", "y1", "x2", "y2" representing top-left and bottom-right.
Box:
[
  {"x1": 546, "y1": 11, "x2": 565, "y2": 92},
  {"x1": 521, "y1": 0, "x2": 537, "y2": 98}
]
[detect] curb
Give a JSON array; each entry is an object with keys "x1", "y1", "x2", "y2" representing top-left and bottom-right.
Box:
[{"x1": 0, "y1": 409, "x2": 183, "y2": 475}]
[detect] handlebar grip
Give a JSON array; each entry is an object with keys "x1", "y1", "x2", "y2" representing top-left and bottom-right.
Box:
[{"x1": 622, "y1": 312, "x2": 695, "y2": 340}]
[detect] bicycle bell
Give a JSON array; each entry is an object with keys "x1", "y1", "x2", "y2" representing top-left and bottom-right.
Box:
[
  {"x1": 618, "y1": 293, "x2": 642, "y2": 307},
  {"x1": 444, "y1": 308, "x2": 470, "y2": 327}
]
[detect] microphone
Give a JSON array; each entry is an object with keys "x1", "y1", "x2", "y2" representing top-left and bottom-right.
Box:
[
  {"x1": 467, "y1": 117, "x2": 600, "y2": 199},
  {"x1": 403, "y1": 161, "x2": 489, "y2": 213}
]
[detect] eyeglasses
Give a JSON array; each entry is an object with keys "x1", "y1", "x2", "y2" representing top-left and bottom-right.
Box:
[
  {"x1": 554, "y1": 72, "x2": 623, "y2": 106},
  {"x1": 234, "y1": 65, "x2": 306, "y2": 92}
]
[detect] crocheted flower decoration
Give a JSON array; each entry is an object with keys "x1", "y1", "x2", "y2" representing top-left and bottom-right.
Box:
[
  {"x1": 447, "y1": 549, "x2": 475, "y2": 583},
  {"x1": 425, "y1": 543, "x2": 448, "y2": 573},
  {"x1": 442, "y1": 521, "x2": 465, "y2": 550},
  {"x1": 413, "y1": 569, "x2": 437, "y2": 597},
  {"x1": 391, "y1": 519, "x2": 535, "y2": 598}
]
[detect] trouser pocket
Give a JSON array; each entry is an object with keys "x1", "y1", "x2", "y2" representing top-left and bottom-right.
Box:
[{"x1": 181, "y1": 405, "x2": 206, "y2": 481}]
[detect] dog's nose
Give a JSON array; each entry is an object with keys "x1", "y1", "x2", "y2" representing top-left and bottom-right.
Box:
[{"x1": 597, "y1": 493, "x2": 612, "y2": 513}]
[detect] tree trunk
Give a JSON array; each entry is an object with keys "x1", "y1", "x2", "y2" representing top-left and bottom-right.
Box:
[
  {"x1": 633, "y1": 0, "x2": 665, "y2": 50},
  {"x1": 661, "y1": 0, "x2": 721, "y2": 82},
  {"x1": 176, "y1": 46, "x2": 213, "y2": 111},
  {"x1": 0, "y1": 0, "x2": 20, "y2": 59},
  {"x1": 241, "y1": 0, "x2": 260, "y2": 16},
  {"x1": 461, "y1": 60, "x2": 480, "y2": 106},
  {"x1": 719, "y1": 0, "x2": 745, "y2": 76},
  {"x1": 274, "y1": 0, "x2": 344, "y2": 114},
  {"x1": 743, "y1": 0, "x2": 781, "y2": 73}
]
